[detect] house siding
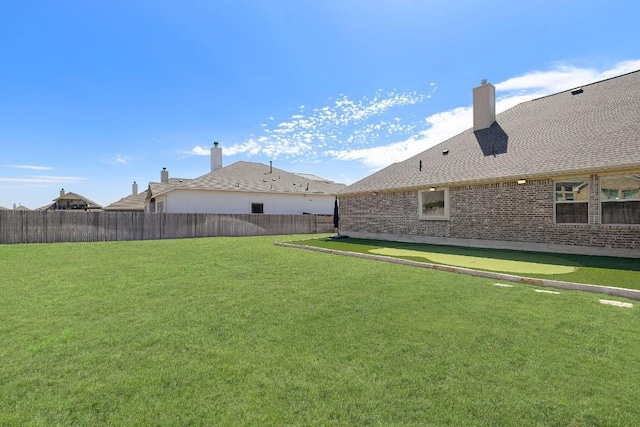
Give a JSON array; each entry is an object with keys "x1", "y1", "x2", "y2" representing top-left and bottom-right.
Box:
[
  {"x1": 162, "y1": 190, "x2": 336, "y2": 215},
  {"x1": 340, "y1": 175, "x2": 639, "y2": 253}
]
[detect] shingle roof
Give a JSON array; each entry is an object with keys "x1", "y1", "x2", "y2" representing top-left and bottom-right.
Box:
[
  {"x1": 341, "y1": 70, "x2": 640, "y2": 194},
  {"x1": 103, "y1": 190, "x2": 149, "y2": 211},
  {"x1": 294, "y1": 173, "x2": 333, "y2": 181},
  {"x1": 53, "y1": 191, "x2": 103, "y2": 208},
  {"x1": 151, "y1": 161, "x2": 346, "y2": 197}
]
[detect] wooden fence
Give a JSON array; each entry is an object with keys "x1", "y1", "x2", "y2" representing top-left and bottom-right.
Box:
[{"x1": 0, "y1": 211, "x2": 335, "y2": 244}]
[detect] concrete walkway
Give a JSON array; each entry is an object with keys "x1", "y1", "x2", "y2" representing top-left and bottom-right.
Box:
[{"x1": 275, "y1": 241, "x2": 640, "y2": 301}]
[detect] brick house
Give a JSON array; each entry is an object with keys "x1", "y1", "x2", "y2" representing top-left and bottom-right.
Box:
[{"x1": 338, "y1": 71, "x2": 640, "y2": 258}]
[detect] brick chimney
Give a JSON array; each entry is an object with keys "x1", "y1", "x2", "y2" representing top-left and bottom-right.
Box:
[
  {"x1": 211, "y1": 141, "x2": 222, "y2": 172},
  {"x1": 473, "y1": 79, "x2": 496, "y2": 131}
]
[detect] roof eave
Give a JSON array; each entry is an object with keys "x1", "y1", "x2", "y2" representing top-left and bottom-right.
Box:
[{"x1": 340, "y1": 164, "x2": 640, "y2": 195}]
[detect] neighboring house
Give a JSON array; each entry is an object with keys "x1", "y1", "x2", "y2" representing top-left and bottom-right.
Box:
[
  {"x1": 103, "y1": 182, "x2": 149, "y2": 212},
  {"x1": 40, "y1": 189, "x2": 102, "y2": 211},
  {"x1": 13, "y1": 205, "x2": 31, "y2": 211},
  {"x1": 338, "y1": 71, "x2": 640, "y2": 257},
  {"x1": 145, "y1": 142, "x2": 346, "y2": 214},
  {"x1": 0, "y1": 205, "x2": 7, "y2": 210}
]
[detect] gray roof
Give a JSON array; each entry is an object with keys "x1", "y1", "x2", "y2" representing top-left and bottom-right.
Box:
[
  {"x1": 35, "y1": 192, "x2": 103, "y2": 211},
  {"x1": 0, "y1": 206, "x2": 7, "y2": 210},
  {"x1": 103, "y1": 190, "x2": 149, "y2": 211},
  {"x1": 341, "y1": 70, "x2": 640, "y2": 194},
  {"x1": 294, "y1": 172, "x2": 333, "y2": 181},
  {"x1": 51, "y1": 192, "x2": 102, "y2": 208},
  {"x1": 147, "y1": 178, "x2": 192, "y2": 199},
  {"x1": 150, "y1": 161, "x2": 346, "y2": 198}
]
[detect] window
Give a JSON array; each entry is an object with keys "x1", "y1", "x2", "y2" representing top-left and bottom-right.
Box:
[
  {"x1": 419, "y1": 188, "x2": 449, "y2": 220},
  {"x1": 555, "y1": 179, "x2": 588, "y2": 224},
  {"x1": 251, "y1": 203, "x2": 264, "y2": 214},
  {"x1": 157, "y1": 201, "x2": 164, "y2": 213},
  {"x1": 600, "y1": 175, "x2": 640, "y2": 224}
]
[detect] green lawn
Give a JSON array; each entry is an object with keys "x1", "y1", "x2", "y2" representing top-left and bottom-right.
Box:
[
  {"x1": 1, "y1": 235, "x2": 640, "y2": 425},
  {"x1": 292, "y1": 237, "x2": 640, "y2": 289}
]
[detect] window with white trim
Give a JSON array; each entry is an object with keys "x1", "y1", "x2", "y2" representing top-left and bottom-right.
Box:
[
  {"x1": 600, "y1": 174, "x2": 640, "y2": 224},
  {"x1": 418, "y1": 188, "x2": 449, "y2": 220},
  {"x1": 555, "y1": 179, "x2": 588, "y2": 224}
]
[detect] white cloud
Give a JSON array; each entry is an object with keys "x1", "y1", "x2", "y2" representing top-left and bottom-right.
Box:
[
  {"x1": 598, "y1": 60, "x2": 640, "y2": 78},
  {"x1": 223, "y1": 89, "x2": 426, "y2": 161},
  {"x1": 0, "y1": 176, "x2": 87, "y2": 183},
  {"x1": 224, "y1": 139, "x2": 262, "y2": 156},
  {"x1": 326, "y1": 106, "x2": 472, "y2": 168},
  {"x1": 115, "y1": 155, "x2": 128, "y2": 164},
  {"x1": 496, "y1": 60, "x2": 640, "y2": 94},
  {"x1": 187, "y1": 145, "x2": 210, "y2": 156},
  {"x1": 5, "y1": 164, "x2": 53, "y2": 170},
  {"x1": 426, "y1": 84, "x2": 437, "y2": 98},
  {"x1": 495, "y1": 67, "x2": 595, "y2": 93}
]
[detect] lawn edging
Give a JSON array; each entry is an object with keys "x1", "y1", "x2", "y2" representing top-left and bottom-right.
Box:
[{"x1": 275, "y1": 241, "x2": 640, "y2": 301}]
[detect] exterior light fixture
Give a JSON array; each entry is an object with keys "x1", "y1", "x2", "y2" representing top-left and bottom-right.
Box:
[
  {"x1": 429, "y1": 187, "x2": 436, "y2": 191},
  {"x1": 517, "y1": 179, "x2": 526, "y2": 185}
]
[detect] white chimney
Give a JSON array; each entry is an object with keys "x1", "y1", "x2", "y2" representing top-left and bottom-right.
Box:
[
  {"x1": 211, "y1": 141, "x2": 222, "y2": 172},
  {"x1": 60, "y1": 188, "x2": 65, "y2": 197},
  {"x1": 161, "y1": 168, "x2": 169, "y2": 183},
  {"x1": 132, "y1": 181, "x2": 138, "y2": 196},
  {"x1": 473, "y1": 79, "x2": 496, "y2": 131}
]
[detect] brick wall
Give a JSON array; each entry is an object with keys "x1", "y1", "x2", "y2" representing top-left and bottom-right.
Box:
[
  {"x1": 340, "y1": 191, "x2": 450, "y2": 238},
  {"x1": 450, "y1": 179, "x2": 553, "y2": 243},
  {"x1": 340, "y1": 175, "x2": 639, "y2": 250}
]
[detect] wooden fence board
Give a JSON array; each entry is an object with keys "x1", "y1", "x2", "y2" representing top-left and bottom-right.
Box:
[{"x1": 0, "y1": 212, "x2": 334, "y2": 244}]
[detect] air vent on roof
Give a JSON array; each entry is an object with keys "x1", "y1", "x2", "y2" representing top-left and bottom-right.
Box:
[
  {"x1": 442, "y1": 149, "x2": 449, "y2": 155},
  {"x1": 571, "y1": 88, "x2": 583, "y2": 95}
]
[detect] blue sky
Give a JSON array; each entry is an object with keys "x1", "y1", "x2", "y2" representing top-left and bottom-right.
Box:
[{"x1": 1, "y1": 0, "x2": 639, "y2": 209}]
